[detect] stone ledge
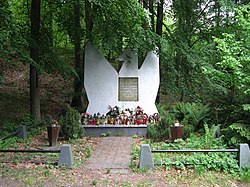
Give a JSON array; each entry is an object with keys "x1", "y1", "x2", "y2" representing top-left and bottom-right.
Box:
[
  {"x1": 83, "y1": 125, "x2": 147, "y2": 127},
  {"x1": 83, "y1": 125, "x2": 147, "y2": 137}
]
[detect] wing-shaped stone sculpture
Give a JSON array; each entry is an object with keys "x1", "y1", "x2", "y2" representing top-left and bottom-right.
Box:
[{"x1": 84, "y1": 42, "x2": 159, "y2": 115}]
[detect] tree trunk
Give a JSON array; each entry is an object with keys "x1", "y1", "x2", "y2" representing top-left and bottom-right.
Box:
[
  {"x1": 30, "y1": 0, "x2": 41, "y2": 122},
  {"x1": 30, "y1": 67, "x2": 41, "y2": 121},
  {"x1": 214, "y1": 0, "x2": 221, "y2": 28},
  {"x1": 142, "y1": 0, "x2": 149, "y2": 29},
  {"x1": 85, "y1": 0, "x2": 94, "y2": 39},
  {"x1": 81, "y1": 0, "x2": 95, "y2": 112},
  {"x1": 71, "y1": 0, "x2": 83, "y2": 109},
  {"x1": 155, "y1": 0, "x2": 164, "y2": 104},
  {"x1": 149, "y1": 0, "x2": 154, "y2": 32},
  {"x1": 156, "y1": 0, "x2": 163, "y2": 37}
]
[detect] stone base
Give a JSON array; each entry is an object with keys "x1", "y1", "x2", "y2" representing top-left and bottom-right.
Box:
[{"x1": 83, "y1": 125, "x2": 147, "y2": 137}]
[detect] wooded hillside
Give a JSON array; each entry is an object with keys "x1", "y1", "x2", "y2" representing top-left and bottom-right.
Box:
[{"x1": 0, "y1": 0, "x2": 249, "y2": 144}]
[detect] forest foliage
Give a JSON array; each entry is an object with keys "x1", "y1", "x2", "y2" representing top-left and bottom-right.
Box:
[{"x1": 0, "y1": 0, "x2": 249, "y2": 144}]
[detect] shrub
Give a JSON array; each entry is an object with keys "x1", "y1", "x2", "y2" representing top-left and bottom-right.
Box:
[
  {"x1": 222, "y1": 123, "x2": 250, "y2": 146},
  {"x1": 59, "y1": 106, "x2": 84, "y2": 140},
  {"x1": 147, "y1": 104, "x2": 174, "y2": 141},
  {"x1": 147, "y1": 123, "x2": 170, "y2": 141}
]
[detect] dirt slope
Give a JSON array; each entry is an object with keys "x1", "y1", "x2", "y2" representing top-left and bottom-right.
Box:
[{"x1": 0, "y1": 62, "x2": 74, "y2": 126}]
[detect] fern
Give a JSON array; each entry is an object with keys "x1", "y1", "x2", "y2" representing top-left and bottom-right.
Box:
[
  {"x1": 173, "y1": 102, "x2": 211, "y2": 138},
  {"x1": 174, "y1": 102, "x2": 210, "y2": 126},
  {"x1": 204, "y1": 123, "x2": 221, "y2": 148},
  {"x1": 243, "y1": 104, "x2": 250, "y2": 112},
  {"x1": 0, "y1": 138, "x2": 17, "y2": 150},
  {"x1": 229, "y1": 123, "x2": 250, "y2": 140},
  {"x1": 223, "y1": 123, "x2": 250, "y2": 145}
]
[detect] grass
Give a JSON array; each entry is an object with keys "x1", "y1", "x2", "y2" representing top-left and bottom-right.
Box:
[
  {"x1": 1, "y1": 135, "x2": 249, "y2": 186},
  {"x1": 91, "y1": 179, "x2": 98, "y2": 185},
  {"x1": 0, "y1": 133, "x2": 100, "y2": 185},
  {"x1": 120, "y1": 181, "x2": 132, "y2": 187},
  {"x1": 160, "y1": 167, "x2": 240, "y2": 187},
  {"x1": 137, "y1": 179, "x2": 154, "y2": 187}
]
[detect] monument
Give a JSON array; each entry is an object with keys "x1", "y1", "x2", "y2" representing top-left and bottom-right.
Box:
[{"x1": 84, "y1": 42, "x2": 159, "y2": 116}]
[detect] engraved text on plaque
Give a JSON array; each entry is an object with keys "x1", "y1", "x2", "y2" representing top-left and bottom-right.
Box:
[{"x1": 118, "y1": 77, "x2": 138, "y2": 101}]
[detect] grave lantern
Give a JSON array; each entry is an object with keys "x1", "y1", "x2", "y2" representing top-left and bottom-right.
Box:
[
  {"x1": 46, "y1": 115, "x2": 60, "y2": 147},
  {"x1": 171, "y1": 120, "x2": 183, "y2": 141}
]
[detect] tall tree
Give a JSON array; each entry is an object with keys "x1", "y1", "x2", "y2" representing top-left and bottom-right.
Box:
[
  {"x1": 205, "y1": 4, "x2": 250, "y2": 125},
  {"x1": 30, "y1": 0, "x2": 41, "y2": 122},
  {"x1": 156, "y1": 0, "x2": 163, "y2": 37},
  {"x1": 149, "y1": 0, "x2": 155, "y2": 32},
  {"x1": 82, "y1": 0, "x2": 95, "y2": 109},
  {"x1": 71, "y1": 0, "x2": 83, "y2": 109},
  {"x1": 85, "y1": 0, "x2": 94, "y2": 39},
  {"x1": 155, "y1": 0, "x2": 164, "y2": 103}
]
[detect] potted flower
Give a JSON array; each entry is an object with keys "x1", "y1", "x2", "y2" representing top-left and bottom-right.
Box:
[{"x1": 46, "y1": 115, "x2": 60, "y2": 147}]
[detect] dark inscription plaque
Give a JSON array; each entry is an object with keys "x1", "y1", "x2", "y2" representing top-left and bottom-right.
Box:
[{"x1": 118, "y1": 77, "x2": 138, "y2": 101}]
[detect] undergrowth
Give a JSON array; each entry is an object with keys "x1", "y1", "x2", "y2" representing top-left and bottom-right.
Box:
[
  {"x1": 59, "y1": 105, "x2": 84, "y2": 140},
  {"x1": 148, "y1": 102, "x2": 211, "y2": 141},
  {"x1": 151, "y1": 125, "x2": 240, "y2": 174},
  {"x1": 132, "y1": 124, "x2": 250, "y2": 183},
  {"x1": 0, "y1": 114, "x2": 46, "y2": 139}
]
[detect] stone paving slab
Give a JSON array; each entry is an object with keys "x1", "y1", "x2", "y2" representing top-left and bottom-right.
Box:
[{"x1": 85, "y1": 137, "x2": 133, "y2": 169}]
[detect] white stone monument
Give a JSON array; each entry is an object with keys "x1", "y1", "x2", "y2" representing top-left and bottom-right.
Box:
[{"x1": 84, "y1": 42, "x2": 159, "y2": 115}]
